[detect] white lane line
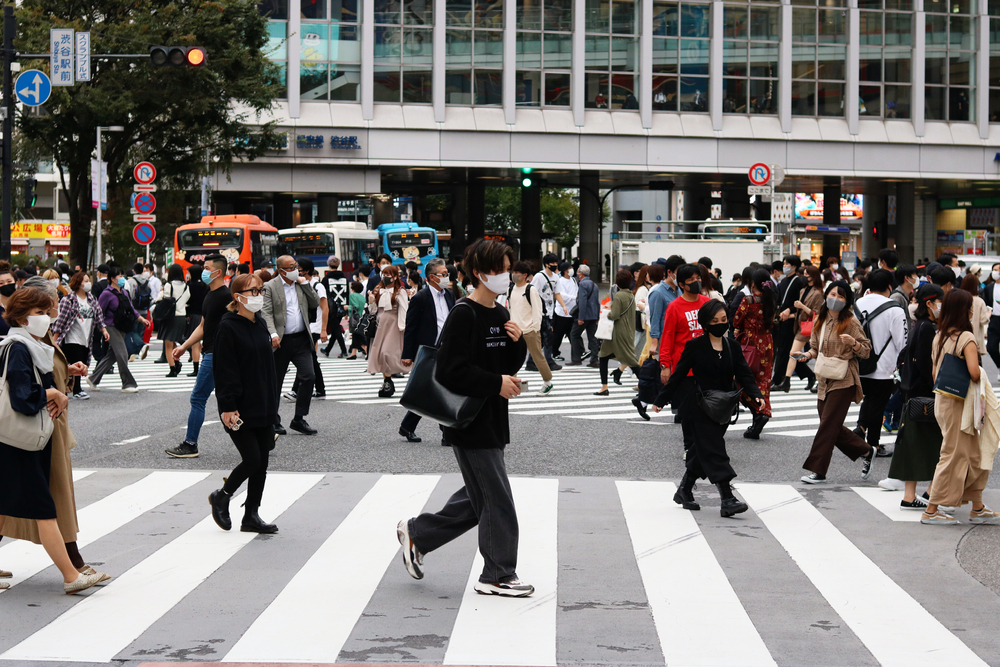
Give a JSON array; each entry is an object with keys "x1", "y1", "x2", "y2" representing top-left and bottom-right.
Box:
[
  {"x1": 444, "y1": 477, "x2": 559, "y2": 667},
  {"x1": 72, "y1": 470, "x2": 95, "y2": 482},
  {"x1": 616, "y1": 480, "x2": 776, "y2": 667},
  {"x1": 512, "y1": 404, "x2": 650, "y2": 416},
  {"x1": 851, "y1": 487, "x2": 923, "y2": 522},
  {"x1": 737, "y1": 483, "x2": 988, "y2": 667},
  {"x1": 0, "y1": 471, "x2": 209, "y2": 592},
  {"x1": 769, "y1": 430, "x2": 896, "y2": 445},
  {"x1": 2, "y1": 473, "x2": 322, "y2": 663},
  {"x1": 223, "y1": 474, "x2": 440, "y2": 663},
  {"x1": 109, "y1": 435, "x2": 151, "y2": 446}
]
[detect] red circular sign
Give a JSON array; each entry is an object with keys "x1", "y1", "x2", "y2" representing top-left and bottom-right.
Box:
[
  {"x1": 748, "y1": 163, "x2": 771, "y2": 186},
  {"x1": 133, "y1": 222, "x2": 156, "y2": 246},
  {"x1": 134, "y1": 192, "x2": 157, "y2": 214},
  {"x1": 134, "y1": 161, "x2": 156, "y2": 184}
]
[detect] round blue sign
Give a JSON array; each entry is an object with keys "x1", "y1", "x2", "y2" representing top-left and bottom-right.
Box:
[{"x1": 15, "y1": 70, "x2": 52, "y2": 107}]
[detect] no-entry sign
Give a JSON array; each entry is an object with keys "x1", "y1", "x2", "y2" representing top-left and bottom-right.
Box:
[{"x1": 133, "y1": 222, "x2": 156, "y2": 246}]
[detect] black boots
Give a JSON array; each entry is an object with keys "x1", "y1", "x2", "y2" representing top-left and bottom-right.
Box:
[
  {"x1": 378, "y1": 377, "x2": 395, "y2": 398},
  {"x1": 166, "y1": 361, "x2": 182, "y2": 378},
  {"x1": 241, "y1": 508, "x2": 278, "y2": 534},
  {"x1": 187, "y1": 361, "x2": 199, "y2": 377},
  {"x1": 743, "y1": 413, "x2": 769, "y2": 439},
  {"x1": 209, "y1": 489, "x2": 232, "y2": 531},
  {"x1": 773, "y1": 376, "x2": 790, "y2": 393},
  {"x1": 717, "y1": 482, "x2": 749, "y2": 518},
  {"x1": 673, "y1": 471, "x2": 700, "y2": 510}
]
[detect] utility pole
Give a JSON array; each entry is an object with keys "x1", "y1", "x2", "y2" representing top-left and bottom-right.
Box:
[{"x1": 1, "y1": 6, "x2": 15, "y2": 261}]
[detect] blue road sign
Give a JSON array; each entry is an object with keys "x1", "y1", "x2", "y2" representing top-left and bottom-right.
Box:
[{"x1": 15, "y1": 70, "x2": 52, "y2": 106}]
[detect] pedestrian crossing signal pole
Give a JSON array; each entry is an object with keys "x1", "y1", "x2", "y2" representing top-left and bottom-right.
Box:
[{"x1": 1, "y1": 6, "x2": 15, "y2": 261}]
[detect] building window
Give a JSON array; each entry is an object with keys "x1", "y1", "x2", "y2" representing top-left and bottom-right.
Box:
[
  {"x1": 791, "y1": 0, "x2": 847, "y2": 117},
  {"x1": 374, "y1": 0, "x2": 433, "y2": 103},
  {"x1": 858, "y1": 0, "x2": 912, "y2": 119},
  {"x1": 584, "y1": 0, "x2": 640, "y2": 109},
  {"x1": 924, "y1": 0, "x2": 975, "y2": 121},
  {"x1": 260, "y1": 0, "x2": 290, "y2": 20},
  {"x1": 722, "y1": 1, "x2": 778, "y2": 114},
  {"x1": 266, "y1": 21, "x2": 289, "y2": 98},
  {"x1": 445, "y1": 0, "x2": 503, "y2": 104},
  {"x1": 990, "y1": 3, "x2": 1000, "y2": 121},
  {"x1": 652, "y1": 0, "x2": 710, "y2": 112},
  {"x1": 516, "y1": 0, "x2": 572, "y2": 106}
]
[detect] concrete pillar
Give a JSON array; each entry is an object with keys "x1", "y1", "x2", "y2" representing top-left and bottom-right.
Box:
[
  {"x1": 521, "y1": 184, "x2": 542, "y2": 263},
  {"x1": 723, "y1": 187, "x2": 750, "y2": 219},
  {"x1": 317, "y1": 194, "x2": 338, "y2": 222},
  {"x1": 468, "y1": 177, "x2": 486, "y2": 240},
  {"x1": 861, "y1": 190, "x2": 885, "y2": 261},
  {"x1": 450, "y1": 183, "x2": 468, "y2": 260},
  {"x1": 373, "y1": 198, "x2": 393, "y2": 226},
  {"x1": 273, "y1": 194, "x2": 294, "y2": 230},
  {"x1": 896, "y1": 181, "x2": 916, "y2": 264},
  {"x1": 579, "y1": 170, "x2": 600, "y2": 281}
]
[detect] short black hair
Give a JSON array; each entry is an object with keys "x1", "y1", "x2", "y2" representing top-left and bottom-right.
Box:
[
  {"x1": 97, "y1": 263, "x2": 109, "y2": 274},
  {"x1": 664, "y1": 255, "x2": 686, "y2": 274},
  {"x1": 108, "y1": 265, "x2": 124, "y2": 280},
  {"x1": 936, "y1": 253, "x2": 956, "y2": 265},
  {"x1": 867, "y1": 268, "x2": 893, "y2": 293},
  {"x1": 512, "y1": 261, "x2": 533, "y2": 275},
  {"x1": 350, "y1": 281, "x2": 363, "y2": 293},
  {"x1": 204, "y1": 254, "x2": 227, "y2": 273},
  {"x1": 771, "y1": 260, "x2": 784, "y2": 273},
  {"x1": 783, "y1": 254, "x2": 802, "y2": 269},
  {"x1": 676, "y1": 263, "x2": 701, "y2": 285},
  {"x1": 297, "y1": 257, "x2": 315, "y2": 274},
  {"x1": 930, "y1": 265, "x2": 956, "y2": 287},
  {"x1": 697, "y1": 298, "x2": 727, "y2": 329},
  {"x1": 237, "y1": 263, "x2": 250, "y2": 275},
  {"x1": 377, "y1": 253, "x2": 392, "y2": 264},
  {"x1": 895, "y1": 264, "x2": 917, "y2": 284},
  {"x1": 878, "y1": 248, "x2": 899, "y2": 269},
  {"x1": 698, "y1": 256, "x2": 713, "y2": 269},
  {"x1": 542, "y1": 253, "x2": 559, "y2": 266},
  {"x1": 958, "y1": 259, "x2": 966, "y2": 268},
  {"x1": 133, "y1": 262, "x2": 144, "y2": 273}
]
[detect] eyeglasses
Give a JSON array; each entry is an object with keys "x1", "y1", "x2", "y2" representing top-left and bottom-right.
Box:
[{"x1": 238, "y1": 288, "x2": 263, "y2": 297}]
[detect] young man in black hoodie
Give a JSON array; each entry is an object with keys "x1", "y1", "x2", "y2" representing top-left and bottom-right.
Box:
[{"x1": 320, "y1": 256, "x2": 349, "y2": 357}]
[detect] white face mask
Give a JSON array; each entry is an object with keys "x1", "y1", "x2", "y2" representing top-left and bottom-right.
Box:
[
  {"x1": 567, "y1": 268, "x2": 575, "y2": 277},
  {"x1": 908, "y1": 276, "x2": 919, "y2": 289},
  {"x1": 992, "y1": 271, "x2": 1000, "y2": 282},
  {"x1": 908, "y1": 302, "x2": 918, "y2": 319},
  {"x1": 851, "y1": 281, "x2": 861, "y2": 292},
  {"x1": 929, "y1": 304, "x2": 941, "y2": 319},
  {"x1": 82, "y1": 282, "x2": 92, "y2": 293},
  {"x1": 239, "y1": 294, "x2": 264, "y2": 312},
  {"x1": 478, "y1": 271, "x2": 511, "y2": 295},
  {"x1": 436, "y1": 275, "x2": 452, "y2": 290},
  {"x1": 48, "y1": 278, "x2": 59, "y2": 288},
  {"x1": 142, "y1": 271, "x2": 151, "y2": 279},
  {"x1": 282, "y1": 268, "x2": 299, "y2": 282},
  {"x1": 831, "y1": 264, "x2": 839, "y2": 271},
  {"x1": 24, "y1": 314, "x2": 51, "y2": 337}
]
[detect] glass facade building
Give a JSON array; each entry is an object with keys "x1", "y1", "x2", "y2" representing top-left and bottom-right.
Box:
[{"x1": 261, "y1": 0, "x2": 1000, "y2": 137}]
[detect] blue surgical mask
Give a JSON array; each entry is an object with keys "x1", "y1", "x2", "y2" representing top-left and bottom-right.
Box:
[
  {"x1": 202, "y1": 269, "x2": 215, "y2": 284},
  {"x1": 117, "y1": 277, "x2": 126, "y2": 287}
]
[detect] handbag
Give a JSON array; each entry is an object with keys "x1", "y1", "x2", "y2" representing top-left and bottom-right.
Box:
[
  {"x1": 359, "y1": 304, "x2": 378, "y2": 340},
  {"x1": 152, "y1": 283, "x2": 186, "y2": 322},
  {"x1": 398, "y1": 303, "x2": 486, "y2": 429},
  {"x1": 814, "y1": 319, "x2": 849, "y2": 381},
  {"x1": 0, "y1": 346, "x2": 55, "y2": 452},
  {"x1": 933, "y1": 335, "x2": 973, "y2": 400},
  {"x1": 596, "y1": 309, "x2": 614, "y2": 340},
  {"x1": 695, "y1": 340, "x2": 743, "y2": 425},
  {"x1": 800, "y1": 315, "x2": 813, "y2": 338},
  {"x1": 741, "y1": 340, "x2": 760, "y2": 374},
  {"x1": 905, "y1": 396, "x2": 936, "y2": 422}
]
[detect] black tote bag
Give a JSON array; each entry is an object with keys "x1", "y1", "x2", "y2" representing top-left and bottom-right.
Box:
[{"x1": 933, "y1": 336, "x2": 972, "y2": 400}]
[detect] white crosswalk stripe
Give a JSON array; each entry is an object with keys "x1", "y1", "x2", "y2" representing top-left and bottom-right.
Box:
[{"x1": 0, "y1": 470, "x2": 992, "y2": 666}]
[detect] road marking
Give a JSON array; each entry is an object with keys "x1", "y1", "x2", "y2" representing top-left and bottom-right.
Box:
[
  {"x1": 72, "y1": 470, "x2": 95, "y2": 482},
  {"x1": 737, "y1": 483, "x2": 987, "y2": 667},
  {"x1": 2, "y1": 473, "x2": 321, "y2": 663},
  {"x1": 223, "y1": 474, "x2": 440, "y2": 663},
  {"x1": 109, "y1": 435, "x2": 150, "y2": 446},
  {"x1": 444, "y1": 477, "x2": 559, "y2": 666},
  {"x1": 617, "y1": 480, "x2": 776, "y2": 667},
  {"x1": 851, "y1": 487, "x2": 923, "y2": 522}
]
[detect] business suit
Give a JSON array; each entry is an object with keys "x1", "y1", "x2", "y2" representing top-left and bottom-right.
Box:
[
  {"x1": 262, "y1": 275, "x2": 321, "y2": 427},
  {"x1": 400, "y1": 285, "x2": 455, "y2": 437}
]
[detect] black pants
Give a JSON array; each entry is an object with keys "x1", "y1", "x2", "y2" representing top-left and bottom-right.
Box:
[
  {"x1": 62, "y1": 343, "x2": 89, "y2": 394},
  {"x1": 292, "y1": 333, "x2": 325, "y2": 395},
  {"x1": 772, "y1": 320, "x2": 796, "y2": 384},
  {"x1": 857, "y1": 377, "x2": 896, "y2": 448},
  {"x1": 987, "y1": 316, "x2": 1000, "y2": 369},
  {"x1": 322, "y1": 323, "x2": 348, "y2": 356},
  {"x1": 409, "y1": 446, "x2": 519, "y2": 584},
  {"x1": 401, "y1": 410, "x2": 421, "y2": 433},
  {"x1": 685, "y1": 408, "x2": 736, "y2": 484},
  {"x1": 551, "y1": 315, "x2": 573, "y2": 357},
  {"x1": 599, "y1": 354, "x2": 639, "y2": 386},
  {"x1": 273, "y1": 331, "x2": 314, "y2": 423},
  {"x1": 570, "y1": 319, "x2": 600, "y2": 363},
  {"x1": 222, "y1": 425, "x2": 273, "y2": 512},
  {"x1": 673, "y1": 376, "x2": 696, "y2": 452}
]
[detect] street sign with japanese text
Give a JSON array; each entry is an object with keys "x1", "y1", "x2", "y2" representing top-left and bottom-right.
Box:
[
  {"x1": 76, "y1": 32, "x2": 90, "y2": 82},
  {"x1": 50, "y1": 29, "x2": 74, "y2": 86}
]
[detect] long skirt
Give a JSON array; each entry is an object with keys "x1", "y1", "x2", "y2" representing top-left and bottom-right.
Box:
[{"x1": 927, "y1": 394, "x2": 989, "y2": 507}]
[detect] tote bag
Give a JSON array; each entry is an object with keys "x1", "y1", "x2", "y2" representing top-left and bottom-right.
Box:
[
  {"x1": 0, "y1": 346, "x2": 54, "y2": 452},
  {"x1": 596, "y1": 309, "x2": 614, "y2": 340},
  {"x1": 814, "y1": 319, "x2": 849, "y2": 381},
  {"x1": 933, "y1": 336, "x2": 973, "y2": 400}
]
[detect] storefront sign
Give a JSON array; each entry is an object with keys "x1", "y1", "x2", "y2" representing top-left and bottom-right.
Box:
[
  {"x1": 330, "y1": 135, "x2": 361, "y2": 150},
  {"x1": 296, "y1": 134, "x2": 325, "y2": 149},
  {"x1": 13, "y1": 222, "x2": 71, "y2": 239}
]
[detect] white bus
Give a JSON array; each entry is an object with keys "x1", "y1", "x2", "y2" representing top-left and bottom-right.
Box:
[{"x1": 277, "y1": 222, "x2": 381, "y2": 277}]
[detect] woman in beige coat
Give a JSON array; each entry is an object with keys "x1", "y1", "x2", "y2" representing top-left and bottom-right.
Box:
[{"x1": 367, "y1": 264, "x2": 410, "y2": 398}]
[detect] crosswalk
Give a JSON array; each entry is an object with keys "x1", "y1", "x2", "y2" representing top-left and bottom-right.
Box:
[{"x1": 0, "y1": 469, "x2": 994, "y2": 666}]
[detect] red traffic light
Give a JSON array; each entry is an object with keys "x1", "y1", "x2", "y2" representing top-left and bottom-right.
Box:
[
  {"x1": 186, "y1": 47, "x2": 206, "y2": 67},
  {"x1": 149, "y1": 46, "x2": 207, "y2": 67}
]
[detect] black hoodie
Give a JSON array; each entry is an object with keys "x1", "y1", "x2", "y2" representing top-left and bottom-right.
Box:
[{"x1": 212, "y1": 311, "x2": 278, "y2": 427}]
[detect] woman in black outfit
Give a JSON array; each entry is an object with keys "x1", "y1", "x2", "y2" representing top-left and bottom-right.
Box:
[
  {"x1": 208, "y1": 273, "x2": 280, "y2": 534},
  {"x1": 184, "y1": 264, "x2": 209, "y2": 377},
  {"x1": 653, "y1": 299, "x2": 765, "y2": 517},
  {"x1": 396, "y1": 238, "x2": 533, "y2": 597}
]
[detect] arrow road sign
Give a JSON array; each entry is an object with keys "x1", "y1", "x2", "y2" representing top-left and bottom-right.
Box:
[
  {"x1": 133, "y1": 192, "x2": 157, "y2": 215},
  {"x1": 15, "y1": 70, "x2": 51, "y2": 106},
  {"x1": 133, "y1": 222, "x2": 156, "y2": 246},
  {"x1": 134, "y1": 162, "x2": 156, "y2": 184}
]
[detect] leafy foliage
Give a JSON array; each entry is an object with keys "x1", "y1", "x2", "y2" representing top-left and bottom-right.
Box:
[{"x1": 483, "y1": 187, "x2": 581, "y2": 250}]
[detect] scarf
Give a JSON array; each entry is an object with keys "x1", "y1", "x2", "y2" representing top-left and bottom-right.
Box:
[{"x1": 0, "y1": 325, "x2": 55, "y2": 374}]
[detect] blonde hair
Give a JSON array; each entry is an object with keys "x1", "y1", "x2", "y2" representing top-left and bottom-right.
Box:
[
  {"x1": 42, "y1": 269, "x2": 69, "y2": 296},
  {"x1": 227, "y1": 274, "x2": 263, "y2": 312}
]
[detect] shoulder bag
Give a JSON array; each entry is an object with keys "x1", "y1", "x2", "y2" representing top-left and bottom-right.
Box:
[
  {"x1": 0, "y1": 346, "x2": 55, "y2": 452},
  {"x1": 398, "y1": 303, "x2": 486, "y2": 429},
  {"x1": 905, "y1": 396, "x2": 936, "y2": 422},
  {"x1": 814, "y1": 318, "x2": 849, "y2": 381},
  {"x1": 596, "y1": 309, "x2": 614, "y2": 340},
  {"x1": 152, "y1": 283, "x2": 186, "y2": 322},
  {"x1": 695, "y1": 339, "x2": 743, "y2": 425},
  {"x1": 933, "y1": 335, "x2": 973, "y2": 400},
  {"x1": 359, "y1": 298, "x2": 379, "y2": 340}
]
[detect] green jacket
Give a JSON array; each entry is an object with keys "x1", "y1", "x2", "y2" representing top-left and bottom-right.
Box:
[{"x1": 599, "y1": 288, "x2": 640, "y2": 367}]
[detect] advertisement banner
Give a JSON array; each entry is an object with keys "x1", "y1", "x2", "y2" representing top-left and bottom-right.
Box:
[{"x1": 795, "y1": 193, "x2": 864, "y2": 220}]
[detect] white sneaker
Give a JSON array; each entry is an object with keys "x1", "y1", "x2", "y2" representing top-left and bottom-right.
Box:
[
  {"x1": 282, "y1": 390, "x2": 297, "y2": 402},
  {"x1": 396, "y1": 520, "x2": 423, "y2": 580},
  {"x1": 878, "y1": 478, "x2": 905, "y2": 491},
  {"x1": 536, "y1": 382, "x2": 554, "y2": 397},
  {"x1": 85, "y1": 376, "x2": 99, "y2": 392},
  {"x1": 140, "y1": 344, "x2": 150, "y2": 360},
  {"x1": 121, "y1": 386, "x2": 139, "y2": 393},
  {"x1": 128, "y1": 354, "x2": 138, "y2": 362},
  {"x1": 474, "y1": 579, "x2": 535, "y2": 597}
]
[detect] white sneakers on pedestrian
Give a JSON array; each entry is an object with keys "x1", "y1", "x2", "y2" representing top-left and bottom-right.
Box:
[
  {"x1": 536, "y1": 382, "x2": 554, "y2": 397},
  {"x1": 140, "y1": 344, "x2": 150, "y2": 360},
  {"x1": 878, "y1": 478, "x2": 905, "y2": 491},
  {"x1": 85, "y1": 376, "x2": 99, "y2": 392},
  {"x1": 474, "y1": 579, "x2": 535, "y2": 597},
  {"x1": 396, "y1": 520, "x2": 424, "y2": 580},
  {"x1": 121, "y1": 386, "x2": 139, "y2": 393}
]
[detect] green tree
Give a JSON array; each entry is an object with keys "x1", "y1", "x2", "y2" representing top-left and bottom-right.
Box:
[
  {"x1": 541, "y1": 188, "x2": 579, "y2": 249},
  {"x1": 16, "y1": 0, "x2": 283, "y2": 268},
  {"x1": 484, "y1": 186, "x2": 521, "y2": 232}
]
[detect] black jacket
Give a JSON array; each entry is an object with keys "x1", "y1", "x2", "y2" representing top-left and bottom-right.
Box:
[
  {"x1": 902, "y1": 316, "x2": 936, "y2": 399},
  {"x1": 212, "y1": 311, "x2": 278, "y2": 428},
  {"x1": 653, "y1": 334, "x2": 763, "y2": 412},
  {"x1": 777, "y1": 274, "x2": 803, "y2": 312},
  {"x1": 403, "y1": 286, "x2": 455, "y2": 360}
]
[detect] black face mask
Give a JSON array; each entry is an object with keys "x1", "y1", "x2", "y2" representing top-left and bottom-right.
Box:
[
  {"x1": 706, "y1": 322, "x2": 729, "y2": 337},
  {"x1": 382, "y1": 276, "x2": 392, "y2": 285},
  {"x1": 685, "y1": 280, "x2": 702, "y2": 294},
  {"x1": 0, "y1": 283, "x2": 14, "y2": 297}
]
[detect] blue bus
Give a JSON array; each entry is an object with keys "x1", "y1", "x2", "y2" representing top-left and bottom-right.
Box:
[{"x1": 377, "y1": 223, "x2": 440, "y2": 266}]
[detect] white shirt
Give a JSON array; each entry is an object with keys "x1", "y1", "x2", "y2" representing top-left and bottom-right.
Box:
[
  {"x1": 282, "y1": 279, "x2": 305, "y2": 336},
  {"x1": 992, "y1": 284, "x2": 1000, "y2": 317},
  {"x1": 531, "y1": 271, "x2": 557, "y2": 316},
  {"x1": 555, "y1": 276, "x2": 578, "y2": 317},
  {"x1": 430, "y1": 286, "x2": 449, "y2": 337},
  {"x1": 148, "y1": 275, "x2": 162, "y2": 302},
  {"x1": 308, "y1": 278, "x2": 327, "y2": 335},
  {"x1": 855, "y1": 292, "x2": 907, "y2": 380},
  {"x1": 65, "y1": 295, "x2": 93, "y2": 347}
]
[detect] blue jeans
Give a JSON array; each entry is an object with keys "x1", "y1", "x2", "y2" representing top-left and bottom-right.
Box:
[{"x1": 185, "y1": 352, "x2": 215, "y2": 444}]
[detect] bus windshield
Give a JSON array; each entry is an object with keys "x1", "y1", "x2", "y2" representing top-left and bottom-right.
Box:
[
  {"x1": 280, "y1": 232, "x2": 336, "y2": 256},
  {"x1": 386, "y1": 231, "x2": 435, "y2": 259},
  {"x1": 179, "y1": 228, "x2": 243, "y2": 250}
]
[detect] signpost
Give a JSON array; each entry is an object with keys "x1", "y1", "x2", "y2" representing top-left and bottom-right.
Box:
[
  {"x1": 50, "y1": 28, "x2": 74, "y2": 86},
  {"x1": 14, "y1": 69, "x2": 50, "y2": 106},
  {"x1": 133, "y1": 162, "x2": 157, "y2": 261},
  {"x1": 134, "y1": 162, "x2": 156, "y2": 184},
  {"x1": 748, "y1": 163, "x2": 771, "y2": 186},
  {"x1": 132, "y1": 192, "x2": 156, "y2": 215},
  {"x1": 133, "y1": 222, "x2": 155, "y2": 246}
]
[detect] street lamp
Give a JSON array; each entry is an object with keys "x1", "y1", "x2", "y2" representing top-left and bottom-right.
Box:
[{"x1": 94, "y1": 125, "x2": 125, "y2": 265}]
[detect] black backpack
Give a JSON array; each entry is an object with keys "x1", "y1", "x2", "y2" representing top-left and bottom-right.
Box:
[
  {"x1": 854, "y1": 300, "x2": 904, "y2": 376},
  {"x1": 507, "y1": 282, "x2": 532, "y2": 307},
  {"x1": 131, "y1": 280, "x2": 153, "y2": 311},
  {"x1": 112, "y1": 291, "x2": 138, "y2": 333},
  {"x1": 152, "y1": 283, "x2": 187, "y2": 322}
]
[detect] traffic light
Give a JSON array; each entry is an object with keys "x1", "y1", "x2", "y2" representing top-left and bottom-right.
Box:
[
  {"x1": 149, "y1": 46, "x2": 207, "y2": 68},
  {"x1": 24, "y1": 178, "x2": 36, "y2": 208},
  {"x1": 521, "y1": 167, "x2": 532, "y2": 188}
]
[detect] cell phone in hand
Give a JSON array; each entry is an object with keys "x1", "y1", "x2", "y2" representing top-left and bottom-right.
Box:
[
  {"x1": 231, "y1": 417, "x2": 244, "y2": 431},
  {"x1": 519, "y1": 379, "x2": 528, "y2": 392}
]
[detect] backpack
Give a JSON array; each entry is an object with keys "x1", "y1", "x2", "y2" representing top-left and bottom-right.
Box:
[
  {"x1": 152, "y1": 283, "x2": 187, "y2": 322},
  {"x1": 507, "y1": 282, "x2": 532, "y2": 308},
  {"x1": 131, "y1": 280, "x2": 153, "y2": 311},
  {"x1": 854, "y1": 300, "x2": 904, "y2": 376},
  {"x1": 112, "y1": 291, "x2": 138, "y2": 333}
]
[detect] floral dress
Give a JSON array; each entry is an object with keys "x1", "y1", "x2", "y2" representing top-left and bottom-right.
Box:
[{"x1": 734, "y1": 294, "x2": 773, "y2": 417}]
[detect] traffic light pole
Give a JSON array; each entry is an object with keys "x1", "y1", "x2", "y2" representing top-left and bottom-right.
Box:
[{"x1": 1, "y1": 6, "x2": 15, "y2": 261}]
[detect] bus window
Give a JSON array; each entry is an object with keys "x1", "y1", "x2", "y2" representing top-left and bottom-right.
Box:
[
  {"x1": 279, "y1": 232, "x2": 335, "y2": 257},
  {"x1": 340, "y1": 238, "x2": 380, "y2": 275},
  {"x1": 178, "y1": 228, "x2": 243, "y2": 265},
  {"x1": 386, "y1": 231, "x2": 435, "y2": 263},
  {"x1": 698, "y1": 223, "x2": 768, "y2": 240},
  {"x1": 251, "y1": 231, "x2": 279, "y2": 268}
]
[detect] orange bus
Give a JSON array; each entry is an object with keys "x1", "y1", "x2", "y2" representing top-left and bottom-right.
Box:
[{"x1": 174, "y1": 215, "x2": 279, "y2": 271}]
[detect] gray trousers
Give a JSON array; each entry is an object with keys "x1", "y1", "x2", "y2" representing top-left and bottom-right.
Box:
[
  {"x1": 89, "y1": 326, "x2": 136, "y2": 389},
  {"x1": 409, "y1": 446, "x2": 519, "y2": 584}
]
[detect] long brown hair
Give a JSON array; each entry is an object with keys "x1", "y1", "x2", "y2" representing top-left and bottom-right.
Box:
[
  {"x1": 959, "y1": 272, "x2": 981, "y2": 297},
  {"x1": 803, "y1": 265, "x2": 823, "y2": 293},
  {"x1": 373, "y1": 264, "x2": 404, "y2": 303},
  {"x1": 817, "y1": 281, "x2": 855, "y2": 334},
  {"x1": 936, "y1": 288, "x2": 974, "y2": 357},
  {"x1": 632, "y1": 265, "x2": 650, "y2": 295}
]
